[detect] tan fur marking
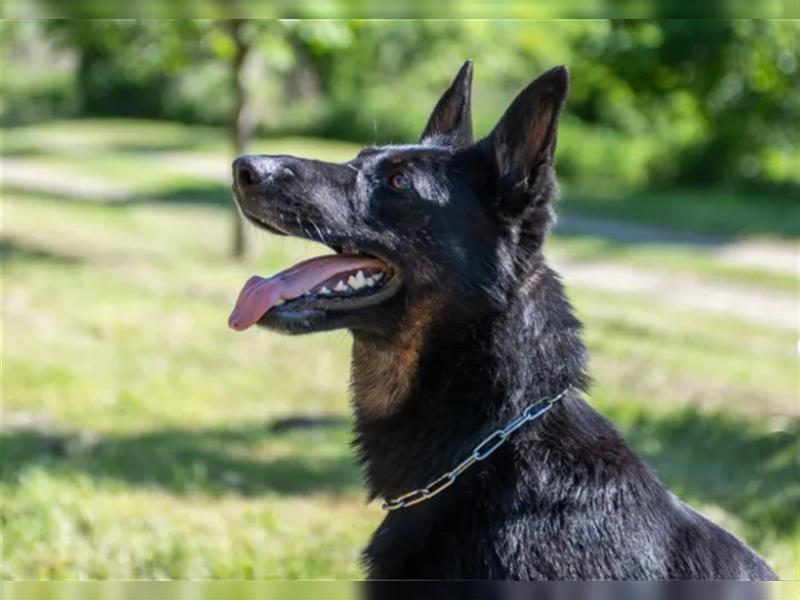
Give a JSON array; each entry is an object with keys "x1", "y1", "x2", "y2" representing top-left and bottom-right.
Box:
[{"x1": 350, "y1": 299, "x2": 438, "y2": 418}]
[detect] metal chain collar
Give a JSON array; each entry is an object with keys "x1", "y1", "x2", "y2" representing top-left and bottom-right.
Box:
[{"x1": 381, "y1": 387, "x2": 572, "y2": 511}]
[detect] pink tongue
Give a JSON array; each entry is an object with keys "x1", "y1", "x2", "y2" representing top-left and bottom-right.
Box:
[{"x1": 229, "y1": 254, "x2": 386, "y2": 331}]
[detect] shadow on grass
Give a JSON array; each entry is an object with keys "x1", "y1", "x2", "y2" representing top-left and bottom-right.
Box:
[
  {"x1": 2, "y1": 406, "x2": 796, "y2": 542},
  {"x1": 148, "y1": 182, "x2": 233, "y2": 206},
  {"x1": 1, "y1": 237, "x2": 83, "y2": 265},
  {"x1": 559, "y1": 187, "x2": 799, "y2": 241},
  {"x1": 4, "y1": 181, "x2": 234, "y2": 208},
  {"x1": 615, "y1": 405, "x2": 799, "y2": 545},
  {"x1": 0, "y1": 415, "x2": 359, "y2": 497}
]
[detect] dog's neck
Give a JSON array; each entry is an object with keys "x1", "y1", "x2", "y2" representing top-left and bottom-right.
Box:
[{"x1": 350, "y1": 263, "x2": 592, "y2": 501}]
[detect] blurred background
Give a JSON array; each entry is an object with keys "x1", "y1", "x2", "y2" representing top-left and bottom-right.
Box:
[{"x1": 1, "y1": 20, "x2": 797, "y2": 579}]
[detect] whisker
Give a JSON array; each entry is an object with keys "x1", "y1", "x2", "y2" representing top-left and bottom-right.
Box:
[{"x1": 310, "y1": 220, "x2": 326, "y2": 244}]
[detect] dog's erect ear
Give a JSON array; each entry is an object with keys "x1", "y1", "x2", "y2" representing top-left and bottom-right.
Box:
[
  {"x1": 419, "y1": 60, "x2": 474, "y2": 149},
  {"x1": 489, "y1": 66, "x2": 569, "y2": 189}
]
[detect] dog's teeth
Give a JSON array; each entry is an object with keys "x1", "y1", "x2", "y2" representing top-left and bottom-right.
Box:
[
  {"x1": 365, "y1": 276, "x2": 375, "y2": 287},
  {"x1": 319, "y1": 286, "x2": 332, "y2": 296},
  {"x1": 348, "y1": 270, "x2": 367, "y2": 290},
  {"x1": 373, "y1": 272, "x2": 384, "y2": 282},
  {"x1": 334, "y1": 281, "x2": 348, "y2": 292},
  {"x1": 275, "y1": 298, "x2": 286, "y2": 306}
]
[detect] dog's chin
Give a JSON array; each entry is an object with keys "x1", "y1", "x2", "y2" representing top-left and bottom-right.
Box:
[
  {"x1": 256, "y1": 305, "x2": 333, "y2": 335},
  {"x1": 256, "y1": 297, "x2": 401, "y2": 336},
  {"x1": 253, "y1": 269, "x2": 404, "y2": 335}
]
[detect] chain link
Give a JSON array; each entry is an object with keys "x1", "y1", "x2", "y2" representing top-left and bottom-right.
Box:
[{"x1": 381, "y1": 387, "x2": 571, "y2": 511}]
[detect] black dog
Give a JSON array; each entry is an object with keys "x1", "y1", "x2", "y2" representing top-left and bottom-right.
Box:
[{"x1": 228, "y1": 62, "x2": 776, "y2": 580}]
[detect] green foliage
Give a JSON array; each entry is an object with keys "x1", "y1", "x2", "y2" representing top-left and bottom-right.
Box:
[
  {"x1": 2, "y1": 20, "x2": 797, "y2": 188},
  {"x1": 0, "y1": 22, "x2": 80, "y2": 125}
]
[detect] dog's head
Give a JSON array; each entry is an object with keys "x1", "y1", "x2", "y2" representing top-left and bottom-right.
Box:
[{"x1": 229, "y1": 61, "x2": 568, "y2": 337}]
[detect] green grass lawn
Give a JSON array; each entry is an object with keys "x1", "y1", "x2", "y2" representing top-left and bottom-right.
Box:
[{"x1": 2, "y1": 119, "x2": 797, "y2": 579}]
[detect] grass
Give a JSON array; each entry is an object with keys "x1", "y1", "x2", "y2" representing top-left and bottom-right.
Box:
[
  {"x1": 1, "y1": 118, "x2": 797, "y2": 579},
  {"x1": 561, "y1": 184, "x2": 800, "y2": 240}
]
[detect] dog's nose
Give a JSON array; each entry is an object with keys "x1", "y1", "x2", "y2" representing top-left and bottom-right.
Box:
[
  {"x1": 233, "y1": 155, "x2": 295, "y2": 189},
  {"x1": 233, "y1": 156, "x2": 269, "y2": 188}
]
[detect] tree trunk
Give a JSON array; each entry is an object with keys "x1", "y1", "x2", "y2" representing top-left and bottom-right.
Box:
[{"x1": 229, "y1": 19, "x2": 257, "y2": 259}]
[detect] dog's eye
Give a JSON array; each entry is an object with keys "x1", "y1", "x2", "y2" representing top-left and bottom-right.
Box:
[{"x1": 388, "y1": 172, "x2": 411, "y2": 190}]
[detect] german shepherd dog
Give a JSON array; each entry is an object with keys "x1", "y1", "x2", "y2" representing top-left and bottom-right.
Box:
[{"x1": 228, "y1": 62, "x2": 776, "y2": 580}]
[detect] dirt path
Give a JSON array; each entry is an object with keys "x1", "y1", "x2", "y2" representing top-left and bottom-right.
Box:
[
  {"x1": 556, "y1": 213, "x2": 798, "y2": 276},
  {"x1": 2, "y1": 157, "x2": 131, "y2": 202},
  {"x1": 553, "y1": 258, "x2": 796, "y2": 329},
  {"x1": 4, "y1": 155, "x2": 797, "y2": 330}
]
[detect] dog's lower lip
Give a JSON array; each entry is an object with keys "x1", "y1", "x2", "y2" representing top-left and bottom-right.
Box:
[{"x1": 250, "y1": 214, "x2": 290, "y2": 236}]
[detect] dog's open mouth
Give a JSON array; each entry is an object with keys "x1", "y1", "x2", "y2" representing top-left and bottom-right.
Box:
[{"x1": 228, "y1": 247, "x2": 400, "y2": 331}]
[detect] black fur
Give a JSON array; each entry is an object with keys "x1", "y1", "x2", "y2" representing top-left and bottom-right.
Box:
[{"x1": 231, "y1": 62, "x2": 777, "y2": 580}]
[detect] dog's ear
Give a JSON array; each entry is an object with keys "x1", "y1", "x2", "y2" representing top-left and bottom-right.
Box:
[
  {"x1": 419, "y1": 60, "x2": 474, "y2": 149},
  {"x1": 488, "y1": 66, "x2": 569, "y2": 195}
]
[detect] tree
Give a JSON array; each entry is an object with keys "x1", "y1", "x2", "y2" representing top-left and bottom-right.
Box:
[
  {"x1": 44, "y1": 19, "x2": 271, "y2": 258},
  {"x1": 228, "y1": 19, "x2": 257, "y2": 258}
]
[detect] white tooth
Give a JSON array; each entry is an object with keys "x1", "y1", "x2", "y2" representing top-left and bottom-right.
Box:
[
  {"x1": 373, "y1": 272, "x2": 384, "y2": 282},
  {"x1": 355, "y1": 270, "x2": 366, "y2": 287},
  {"x1": 347, "y1": 271, "x2": 367, "y2": 290},
  {"x1": 319, "y1": 286, "x2": 332, "y2": 296},
  {"x1": 275, "y1": 298, "x2": 285, "y2": 306},
  {"x1": 334, "y1": 281, "x2": 348, "y2": 292},
  {"x1": 365, "y1": 276, "x2": 375, "y2": 287}
]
